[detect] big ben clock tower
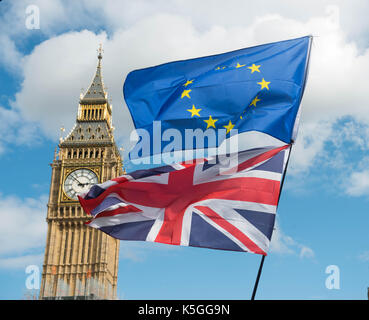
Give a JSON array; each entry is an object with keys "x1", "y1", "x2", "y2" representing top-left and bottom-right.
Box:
[{"x1": 39, "y1": 46, "x2": 122, "y2": 300}]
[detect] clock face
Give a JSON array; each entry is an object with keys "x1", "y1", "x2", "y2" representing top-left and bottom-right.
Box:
[{"x1": 64, "y1": 168, "x2": 98, "y2": 200}]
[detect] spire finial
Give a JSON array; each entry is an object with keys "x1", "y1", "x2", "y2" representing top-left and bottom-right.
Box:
[
  {"x1": 97, "y1": 43, "x2": 103, "y2": 61},
  {"x1": 59, "y1": 126, "x2": 65, "y2": 143}
]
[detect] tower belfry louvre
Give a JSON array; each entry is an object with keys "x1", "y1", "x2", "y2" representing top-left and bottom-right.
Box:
[{"x1": 39, "y1": 46, "x2": 122, "y2": 300}]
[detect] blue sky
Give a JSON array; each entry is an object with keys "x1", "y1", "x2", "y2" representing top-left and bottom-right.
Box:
[{"x1": 0, "y1": 0, "x2": 368, "y2": 300}]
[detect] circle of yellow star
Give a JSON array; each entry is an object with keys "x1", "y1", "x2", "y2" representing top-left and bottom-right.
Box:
[
  {"x1": 187, "y1": 105, "x2": 201, "y2": 117},
  {"x1": 181, "y1": 89, "x2": 192, "y2": 99},
  {"x1": 248, "y1": 64, "x2": 261, "y2": 73},
  {"x1": 250, "y1": 95, "x2": 261, "y2": 107},
  {"x1": 257, "y1": 78, "x2": 270, "y2": 90},
  {"x1": 223, "y1": 120, "x2": 235, "y2": 134},
  {"x1": 183, "y1": 79, "x2": 194, "y2": 87},
  {"x1": 204, "y1": 116, "x2": 218, "y2": 129}
]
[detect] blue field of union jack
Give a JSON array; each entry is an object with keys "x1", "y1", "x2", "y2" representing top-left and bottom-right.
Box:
[{"x1": 78, "y1": 145, "x2": 290, "y2": 255}]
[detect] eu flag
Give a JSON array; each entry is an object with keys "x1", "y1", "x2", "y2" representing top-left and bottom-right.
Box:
[{"x1": 124, "y1": 36, "x2": 311, "y2": 159}]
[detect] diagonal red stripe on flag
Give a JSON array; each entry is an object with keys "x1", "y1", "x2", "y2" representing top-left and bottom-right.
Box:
[{"x1": 194, "y1": 205, "x2": 267, "y2": 255}]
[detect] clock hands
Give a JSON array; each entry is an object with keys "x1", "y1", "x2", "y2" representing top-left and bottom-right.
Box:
[
  {"x1": 68, "y1": 172, "x2": 96, "y2": 190},
  {"x1": 76, "y1": 179, "x2": 95, "y2": 188},
  {"x1": 69, "y1": 175, "x2": 91, "y2": 188},
  {"x1": 69, "y1": 175, "x2": 84, "y2": 186},
  {"x1": 79, "y1": 182, "x2": 92, "y2": 187}
]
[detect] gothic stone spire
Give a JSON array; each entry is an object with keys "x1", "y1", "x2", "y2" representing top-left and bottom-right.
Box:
[{"x1": 80, "y1": 44, "x2": 107, "y2": 103}]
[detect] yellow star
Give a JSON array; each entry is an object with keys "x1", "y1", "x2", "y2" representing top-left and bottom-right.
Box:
[
  {"x1": 223, "y1": 120, "x2": 235, "y2": 134},
  {"x1": 181, "y1": 89, "x2": 192, "y2": 99},
  {"x1": 248, "y1": 64, "x2": 261, "y2": 73},
  {"x1": 236, "y1": 62, "x2": 246, "y2": 68},
  {"x1": 183, "y1": 79, "x2": 194, "y2": 87},
  {"x1": 204, "y1": 116, "x2": 218, "y2": 129},
  {"x1": 215, "y1": 66, "x2": 221, "y2": 70},
  {"x1": 187, "y1": 105, "x2": 201, "y2": 117},
  {"x1": 250, "y1": 95, "x2": 261, "y2": 107},
  {"x1": 257, "y1": 78, "x2": 270, "y2": 90}
]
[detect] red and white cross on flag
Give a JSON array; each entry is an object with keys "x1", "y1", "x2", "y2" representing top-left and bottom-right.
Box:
[{"x1": 79, "y1": 145, "x2": 290, "y2": 255}]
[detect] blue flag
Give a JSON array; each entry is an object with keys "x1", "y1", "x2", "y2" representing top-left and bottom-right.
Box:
[{"x1": 124, "y1": 36, "x2": 311, "y2": 159}]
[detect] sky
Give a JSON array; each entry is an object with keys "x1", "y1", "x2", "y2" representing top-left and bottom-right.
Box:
[{"x1": 0, "y1": 0, "x2": 368, "y2": 300}]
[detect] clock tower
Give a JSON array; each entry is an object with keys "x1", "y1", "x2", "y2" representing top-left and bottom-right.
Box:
[{"x1": 39, "y1": 46, "x2": 123, "y2": 300}]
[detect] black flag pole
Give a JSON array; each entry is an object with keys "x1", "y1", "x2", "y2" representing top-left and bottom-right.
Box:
[
  {"x1": 251, "y1": 254, "x2": 266, "y2": 300},
  {"x1": 250, "y1": 143, "x2": 293, "y2": 300}
]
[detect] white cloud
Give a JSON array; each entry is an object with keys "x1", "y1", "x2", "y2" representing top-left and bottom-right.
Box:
[
  {"x1": 0, "y1": 106, "x2": 41, "y2": 154},
  {"x1": 13, "y1": 30, "x2": 109, "y2": 140},
  {"x1": 0, "y1": 35, "x2": 24, "y2": 75},
  {"x1": 269, "y1": 221, "x2": 315, "y2": 259},
  {"x1": 289, "y1": 120, "x2": 333, "y2": 175},
  {"x1": 0, "y1": 193, "x2": 47, "y2": 256},
  {"x1": 0, "y1": 254, "x2": 43, "y2": 270},
  {"x1": 299, "y1": 246, "x2": 315, "y2": 259},
  {"x1": 345, "y1": 170, "x2": 369, "y2": 197},
  {"x1": 358, "y1": 250, "x2": 369, "y2": 262}
]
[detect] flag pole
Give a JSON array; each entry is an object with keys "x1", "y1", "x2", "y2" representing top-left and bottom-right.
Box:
[
  {"x1": 250, "y1": 143, "x2": 293, "y2": 300},
  {"x1": 251, "y1": 254, "x2": 266, "y2": 300}
]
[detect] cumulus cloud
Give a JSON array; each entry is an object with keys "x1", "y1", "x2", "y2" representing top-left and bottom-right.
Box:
[
  {"x1": 0, "y1": 35, "x2": 24, "y2": 75},
  {"x1": 13, "y1": 30, "x2": 109, "y2": 140},
  {"x1": 0, "y1": 193, "x2": 47, "y2": 257},
  {"x1": 269, "y1": 221, "x2": 315, "y2": 259},
  {"x1": 0, "y1": 106, "x2": 41, "y2": 155},
  {"x1": 345, "y1": 170, "x2": 369, "y2": 197},
  {"x1": 0, "y1": 254, "x2": 43, "y2": 270}
]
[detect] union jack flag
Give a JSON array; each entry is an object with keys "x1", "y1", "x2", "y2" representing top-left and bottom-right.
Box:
[{"x1": 78, "y1": 145, "x2": 290, "y2": 255}]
